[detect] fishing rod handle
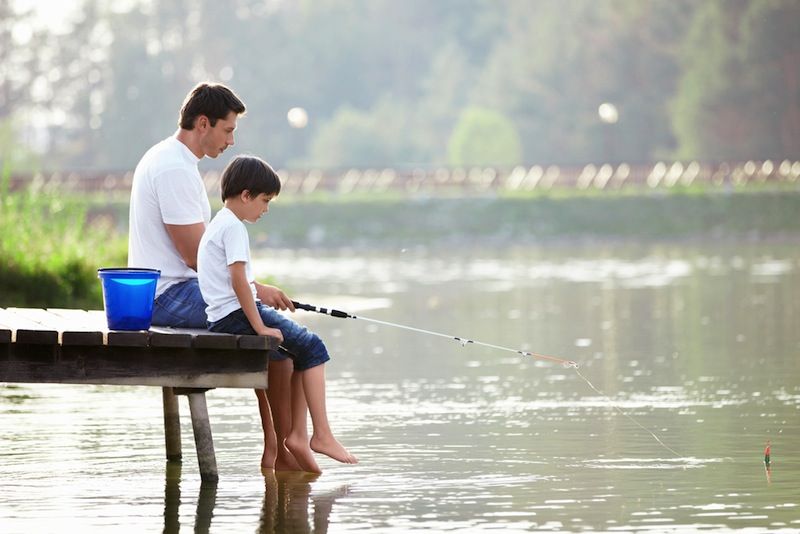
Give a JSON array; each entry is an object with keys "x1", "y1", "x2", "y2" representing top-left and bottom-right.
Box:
[
  {"x1": 291, "y1": 300, "x2": 316, "y2": 312},
  {"x1": 291, "y1": 300, "x2": 351, "y2": 318}
]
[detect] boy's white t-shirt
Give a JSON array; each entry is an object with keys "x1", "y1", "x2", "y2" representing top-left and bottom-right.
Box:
[
  {"x1": 198, "y1": 206, "x2": 258, "y2": 323},
  {"x1": 128, "y1": 136, "x2": 211, "y2": 297}
]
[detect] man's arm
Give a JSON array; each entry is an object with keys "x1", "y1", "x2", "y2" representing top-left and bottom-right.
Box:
[
  {"x1": 165, "y1": 222, "x2": 206, "y2": 271},
  {"x1": 255, "y1": 282, "x2": 296, "y2": 312}
]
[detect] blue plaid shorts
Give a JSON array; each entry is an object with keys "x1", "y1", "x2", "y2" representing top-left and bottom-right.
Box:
[{"x1": 208, "y1": 302, "x2": 330, "y2": 371}]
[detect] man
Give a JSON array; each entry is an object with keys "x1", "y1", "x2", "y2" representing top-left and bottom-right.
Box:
[{"x1": 128, "y1": 82, "x2": 300, "y2": 471}]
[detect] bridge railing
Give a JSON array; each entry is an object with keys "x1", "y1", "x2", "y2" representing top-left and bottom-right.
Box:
[{"x1": 7, "y1": 159, "x2": 800, "y2": 196}]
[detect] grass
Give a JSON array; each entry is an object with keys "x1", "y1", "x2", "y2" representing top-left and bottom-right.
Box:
[{"x1": 0, "y1": 174, "x2": 127, "y2": 308}]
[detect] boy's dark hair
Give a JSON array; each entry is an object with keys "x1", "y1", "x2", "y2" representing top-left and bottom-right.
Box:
[
  {"x1": 179, "y1": 82, "x2": 246, "y2": 130},
  {"x1": 220, "y1": 155, "x2": 281, "y2": 201}
]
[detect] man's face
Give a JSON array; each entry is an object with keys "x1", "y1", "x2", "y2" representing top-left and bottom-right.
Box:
[{"x1": 199, "y1": 111, "x2": 238, "y2": 158}]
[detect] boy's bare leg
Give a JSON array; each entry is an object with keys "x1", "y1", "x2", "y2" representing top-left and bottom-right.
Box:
[
  {"x1": 267, "y1": 359, "x2": 302, "y2": 471},
  {"x1": 285, "y1": 371, "x2": 321, "y2": 473},
  {"x1": 301, "y1": 365, "x2": 358, "y2": 465}
]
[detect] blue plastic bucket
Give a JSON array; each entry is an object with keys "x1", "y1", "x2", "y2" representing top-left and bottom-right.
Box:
[{"x1": 97, "y1": 268, "x2": 161, "y2": 330}]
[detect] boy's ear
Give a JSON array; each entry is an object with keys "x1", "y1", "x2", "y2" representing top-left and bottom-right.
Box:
[{"x1": 240, "y1": 189, "x2": 252, "y2": 201}]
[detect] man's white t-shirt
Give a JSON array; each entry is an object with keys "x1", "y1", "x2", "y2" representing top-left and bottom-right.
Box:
[
  {"x1": 197, "y1": 207, "x2": 258, "y2": 323},
  {"x1": 128, "y1": 136, "x2": 211, "y2": 297}
]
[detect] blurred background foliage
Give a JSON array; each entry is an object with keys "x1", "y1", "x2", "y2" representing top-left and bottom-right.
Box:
[
  {"x1": 0, "y1": 170, "x2": 127, "y2": 307},
  {"x1": 1, "y1": 0, "x2": 798, "y2": 174},
  {"x1": 1, "y1": 0, "x2": 798, "y2": 309}
]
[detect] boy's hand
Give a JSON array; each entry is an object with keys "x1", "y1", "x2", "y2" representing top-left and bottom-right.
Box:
[
  {"x1": 257, "y1": 326, "x2": 284, "y2": 344},
  {"x1": 255, "y1": 282, "x2": 295, "y2": 312}
]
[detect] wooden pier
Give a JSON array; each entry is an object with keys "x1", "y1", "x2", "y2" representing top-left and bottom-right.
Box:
[{"x1": 0, "y1": 307, "x2": 280, "y2": 482}]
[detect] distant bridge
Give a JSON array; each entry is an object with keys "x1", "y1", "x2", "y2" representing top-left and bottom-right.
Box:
[{"x1": 8, "y1": 160, "x2": 800, "y2": 196}]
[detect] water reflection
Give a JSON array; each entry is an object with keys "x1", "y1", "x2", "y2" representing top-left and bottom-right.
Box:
[
  {"x1": 163, "y1": 462, "x2": 217, "y2": 534},
  {"x1": 258, "y1": 471, "x2": 349, "y2": 534},
  {"x1": 161, "y1": 462, "x2": 348, "y2": 533}
]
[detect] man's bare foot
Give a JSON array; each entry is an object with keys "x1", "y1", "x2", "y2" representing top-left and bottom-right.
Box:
[
  {"x1": 261, "y1": 466, "x2": 276, "y2": 478},
  {"x1": 285, "y1": 435, "x2": 322, "y2": 474},
  {"x1": 310, "y1": 434, "x2": 358, "y2": 465},
  {"x1": 261, "y1": 450, "x2": 277, "y2": 471},
  {"x1": 274, "y1": 442, "x2": 304, "y2": 472}
]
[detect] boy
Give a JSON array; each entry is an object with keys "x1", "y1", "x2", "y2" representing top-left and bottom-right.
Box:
[{"x1": 198, "y1": 155, "x2": 357, "y2": 473}]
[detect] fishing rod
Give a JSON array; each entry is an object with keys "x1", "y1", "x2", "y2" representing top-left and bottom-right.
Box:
[
  {"x1": 291, "y1": 300, "x2": 578, "y2": 368},
  {"x1": 291, "y1": 301, "x2": 689, "y2": 458}
]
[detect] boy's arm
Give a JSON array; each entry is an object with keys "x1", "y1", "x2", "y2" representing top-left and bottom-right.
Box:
[
  {"x1": 229, "y1": 262, "x2": 284, "y2": 343},
  {"x1": 254, "y1": 282, "x2": 295, "y2": 311}
]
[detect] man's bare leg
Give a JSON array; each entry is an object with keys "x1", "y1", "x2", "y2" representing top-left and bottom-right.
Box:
[
  {"x1": 266, "y1": 358, "x2": 302, "y2": 471},
  {"x1": 255, "y1": 389, "x2": 278, "y2": 470}
]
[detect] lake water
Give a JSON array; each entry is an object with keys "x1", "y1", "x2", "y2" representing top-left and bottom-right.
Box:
[{"x1": 2, "y1": 242, "x2": 799, "y2": 533}]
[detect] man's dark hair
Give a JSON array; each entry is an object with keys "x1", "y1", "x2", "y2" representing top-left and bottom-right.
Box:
[
  {"x1": 179, "y1": 83, "x2": 246, "y2": 130},
  {"x1": 220, "y1": 155, "x2": 281, "y2": 201}
]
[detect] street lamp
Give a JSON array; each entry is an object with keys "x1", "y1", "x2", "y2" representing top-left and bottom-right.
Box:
[{"x1": 598, "y1": 102, "x2": 619, "y2": 164}]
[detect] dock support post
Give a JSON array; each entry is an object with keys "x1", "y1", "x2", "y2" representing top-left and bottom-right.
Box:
[
  {"x1": 186, "y1": 391, "x2": 219, "y2": 483},
  {"x1": 162, "y1": 387, "x2": 182, "y2": 461}
]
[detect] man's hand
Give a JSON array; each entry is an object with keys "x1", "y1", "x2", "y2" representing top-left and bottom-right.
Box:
[{"x1": 255, "y1": 282, "x2": 295, "y2": 312}]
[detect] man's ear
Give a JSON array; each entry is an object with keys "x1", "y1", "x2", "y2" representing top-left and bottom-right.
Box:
[
  {"x1": 240, "y1": 190, "x2": 252, "y2": 202},
  {"x1": 196, "y1": 115, "x2": 209, "y2": 131}
]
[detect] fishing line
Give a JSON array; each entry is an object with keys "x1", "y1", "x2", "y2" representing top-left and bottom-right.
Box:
[
  {"x1": 293, "y1": 300, "x2": 683, "y2": 459},
  {"x1": 574, "y1": 367, "x2": 683, "y2": 458},
  {"x1": 291, "y1": 300, "x2": 578, "y2": 368}
]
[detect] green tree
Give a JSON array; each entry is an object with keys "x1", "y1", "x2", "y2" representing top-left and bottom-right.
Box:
[
  {"x1": 671, "y1": 0, "x2": 799, "y2": 160},
  {"x1": 308, "y1": 97, "x2": 416, "y2": 168},
  {"x1": 447, "y1": 107, "x2": 522, "y2": 167},
  {"x1": 739, "y1": 0, "x2": 800, "y2": 158},
  {"x1": 474, "y1": 0, "x2": 694, "y2": 165}
]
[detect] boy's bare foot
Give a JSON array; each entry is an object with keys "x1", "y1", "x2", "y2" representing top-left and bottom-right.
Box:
[
  {"x1": 310, "y1": 434, "x2": 359, "y2": 465},
  {"x1": 285, "y1": 435, "x2": 322, "y2": 474}
]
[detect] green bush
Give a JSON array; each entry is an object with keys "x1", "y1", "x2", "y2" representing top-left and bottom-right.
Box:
[
  {"x1": 0, "y1": 180, "x2": 127, "y2": 309},
  {"x1": 447, "y1": 107, "x2": 523, "y2": 167}
]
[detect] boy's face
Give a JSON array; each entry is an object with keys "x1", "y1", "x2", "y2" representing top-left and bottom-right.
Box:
[
  {"x1": 241, "y1": 192, "x2": 275, "y2": 223},
  {"x1": 198, "y1": 111, "x2": 238, "y2": 158}
]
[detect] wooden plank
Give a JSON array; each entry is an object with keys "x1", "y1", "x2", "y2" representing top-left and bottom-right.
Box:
[
  {"x1": 0, "y1": 308, "x2": 59, "y2": 345},
  {"x1": 0, "y1": 328, "x2": 10, "y2": 344},
  {"x1": 2, "y1": 308, "x2": 103, "y2": 346},
  {"x1": 107, "y1": 331, "x2": 150, "y2": 347},
  {"x1": 8, "y1": 307, "x2": 70, "y2": 330},
  {"x1": 192, "y1": 333, "x2": 238, "y2": 350},
  {"x1": 8, "y1": 308, "x2": 86, "y2": 345},
  {"x1": 46, "y1": 309, "x2": 107, "y2": 346},
  {"x1": 0, "y1": 308, "x2": 51, "y2": 329},
  {"x1": 150, "y1": 331, "x2": 193, "y2": 348},
  {"x1": 68, "y1": 310, "x2": 152, "y2": 346},
  {"x1": 150, "y1": 326, "x2": 239, "y2": 350},
  {"x1": 15, "y1": 329, "x2": 59, "y2": 345},
  {"x1": 150, "y1": 326, "x2": 277, "y2": 351},
  {"x1": 238, "y1": 334, "x2": 276, "y2": 350}
]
